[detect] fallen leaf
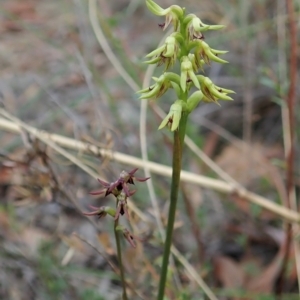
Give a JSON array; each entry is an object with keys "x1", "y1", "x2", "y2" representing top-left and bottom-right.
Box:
[{"x1": 213, "y1": 255, "x2": 246, "y2": 288}]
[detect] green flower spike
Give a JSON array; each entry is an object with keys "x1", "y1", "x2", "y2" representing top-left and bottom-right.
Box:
[
  {"x1": 158, "y1": 100, "x2": 185, "y2": 131},
  {"x1": 197, "y1": 75, "x2": 234, "y2": 103},
  {"x1": 180, "y1": 56, "x2": 200, "y2": 92},
  {"x1": 146, "y1": 0, "x2": 184, "y2": 31}
]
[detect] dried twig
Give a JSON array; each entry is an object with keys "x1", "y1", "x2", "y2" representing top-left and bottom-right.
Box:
[{"x1": 0, "y1": 115, "x2": 299, "y2": 224}]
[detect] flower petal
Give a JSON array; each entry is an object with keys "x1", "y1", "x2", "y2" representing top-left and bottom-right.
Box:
[{"x1": 89, "y1": 189, "x2": 106, "y2": 195}]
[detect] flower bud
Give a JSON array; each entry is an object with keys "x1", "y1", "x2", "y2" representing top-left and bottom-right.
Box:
[
  {"x1": 170, "y1": 81, "x2": 181, "y2": 98},
  {"x1": 187, "y1": 91, "x2": 204, "y2": 112}
]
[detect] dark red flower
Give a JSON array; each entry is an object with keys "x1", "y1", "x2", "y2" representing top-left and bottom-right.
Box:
[
  {"x1": 118, "y1": 168, "x2": 150, "y2": 197},
  {"x1": 121, "y1": 168, "x2": 150, "y2": 185},
  {"x1": 89, "y1": 178, "x2": 122, "y2": 197},
  {"x1": 90, "y1": 169, "x2": 150, "y2": 199},
  {"x1": 87, "y1": 169, "x2": 150, "y2": 222}
]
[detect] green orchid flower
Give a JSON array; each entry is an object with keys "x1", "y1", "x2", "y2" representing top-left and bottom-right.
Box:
[
  {"x1": 194, "y1": 40, "x2": 228, "y2": 64},
  {"x1": 145, "y1": 35, "x2": 180, "y2": 70},
  {"x1": 180, "y1": 56, "x2": 200, "y2": 92},
  {"x1": 137, "y1": 73, "x2": 182, "y2": 99},
  {"x1": 197, "y1": 75, "x2": 235, "y2": 104},
  {"x1": 158, "y1": 100, "x2": 186, "y2": 131},
  {"x1": 146, "y1": 0, "x2": 184, "y2": 31}
]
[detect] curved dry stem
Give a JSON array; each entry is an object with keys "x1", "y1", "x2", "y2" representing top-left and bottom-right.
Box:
[
  {"x1": 0, "y1": 115, "x2": 299, "y2": 224},
  {"x1": 171, "y1": 246, "x2": 218, "y2": 300},
  {"x1": 89, "y1": 0, "x2": 139, "y2": 91}
]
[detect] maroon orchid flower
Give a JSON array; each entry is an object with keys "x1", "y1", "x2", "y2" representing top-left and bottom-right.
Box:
[
  {"x1": 90, "y1": 169, "x2": 150, "y2": 199},
  {"x1": 118, "y1": 168, "x2": 150, "y2": 197},
  {"x1": 89, "y1": 178, "x2": 121, "y2": 197},
  {"x1": 86, "y1": 168, "x2": 150, "y2": 223},
  {"x1": 120, "y1": 168, "x2": 150, "y2": 185}
]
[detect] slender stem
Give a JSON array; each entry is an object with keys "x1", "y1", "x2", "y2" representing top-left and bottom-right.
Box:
[
  {"x1": 277, "y1": 0, "x2": 297, "y2": 294},
  {"x1": 114, "y1": 221, "x2": 128, "y2": 300},
  {"x1": 157, "y1": 113, "x2": 188, "y2": 300}
]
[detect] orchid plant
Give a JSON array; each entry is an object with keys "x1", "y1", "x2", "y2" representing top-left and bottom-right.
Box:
[{"x1": 138, "y1": 1, "x2": 234, "y2": 299}]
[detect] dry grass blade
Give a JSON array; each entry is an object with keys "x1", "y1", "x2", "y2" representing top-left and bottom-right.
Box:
[{"x1": 171, "y1": 246, "x2": 218, "y2": 300}]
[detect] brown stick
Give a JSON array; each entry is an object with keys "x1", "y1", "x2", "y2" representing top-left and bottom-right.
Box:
[{"x1": 277, "y1": 0, "x2": 298, "y2": 294}]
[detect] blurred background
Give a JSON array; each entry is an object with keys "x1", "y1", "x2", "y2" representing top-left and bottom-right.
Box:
[{"x1": 0, "y1": 0, "x2": 299, "y2": 299}]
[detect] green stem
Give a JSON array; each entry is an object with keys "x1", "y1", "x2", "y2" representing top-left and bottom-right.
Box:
[
  {"x1": 157, "y1": 112, "x2": 188, "y2": 300},
  {"x1": 114, "y1": 221, "x2": 128, "y2": 300}
]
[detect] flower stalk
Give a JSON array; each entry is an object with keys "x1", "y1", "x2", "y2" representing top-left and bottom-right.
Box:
[
  {"x1": 157, "y1": 112, "x2": 188, "y2": 300},
  {"x1": 114, "y1": 219, "x2": 128, "y2": 300},
  {"x1": 83, "y1": 169, "x2": 149, "y2": 299}
]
